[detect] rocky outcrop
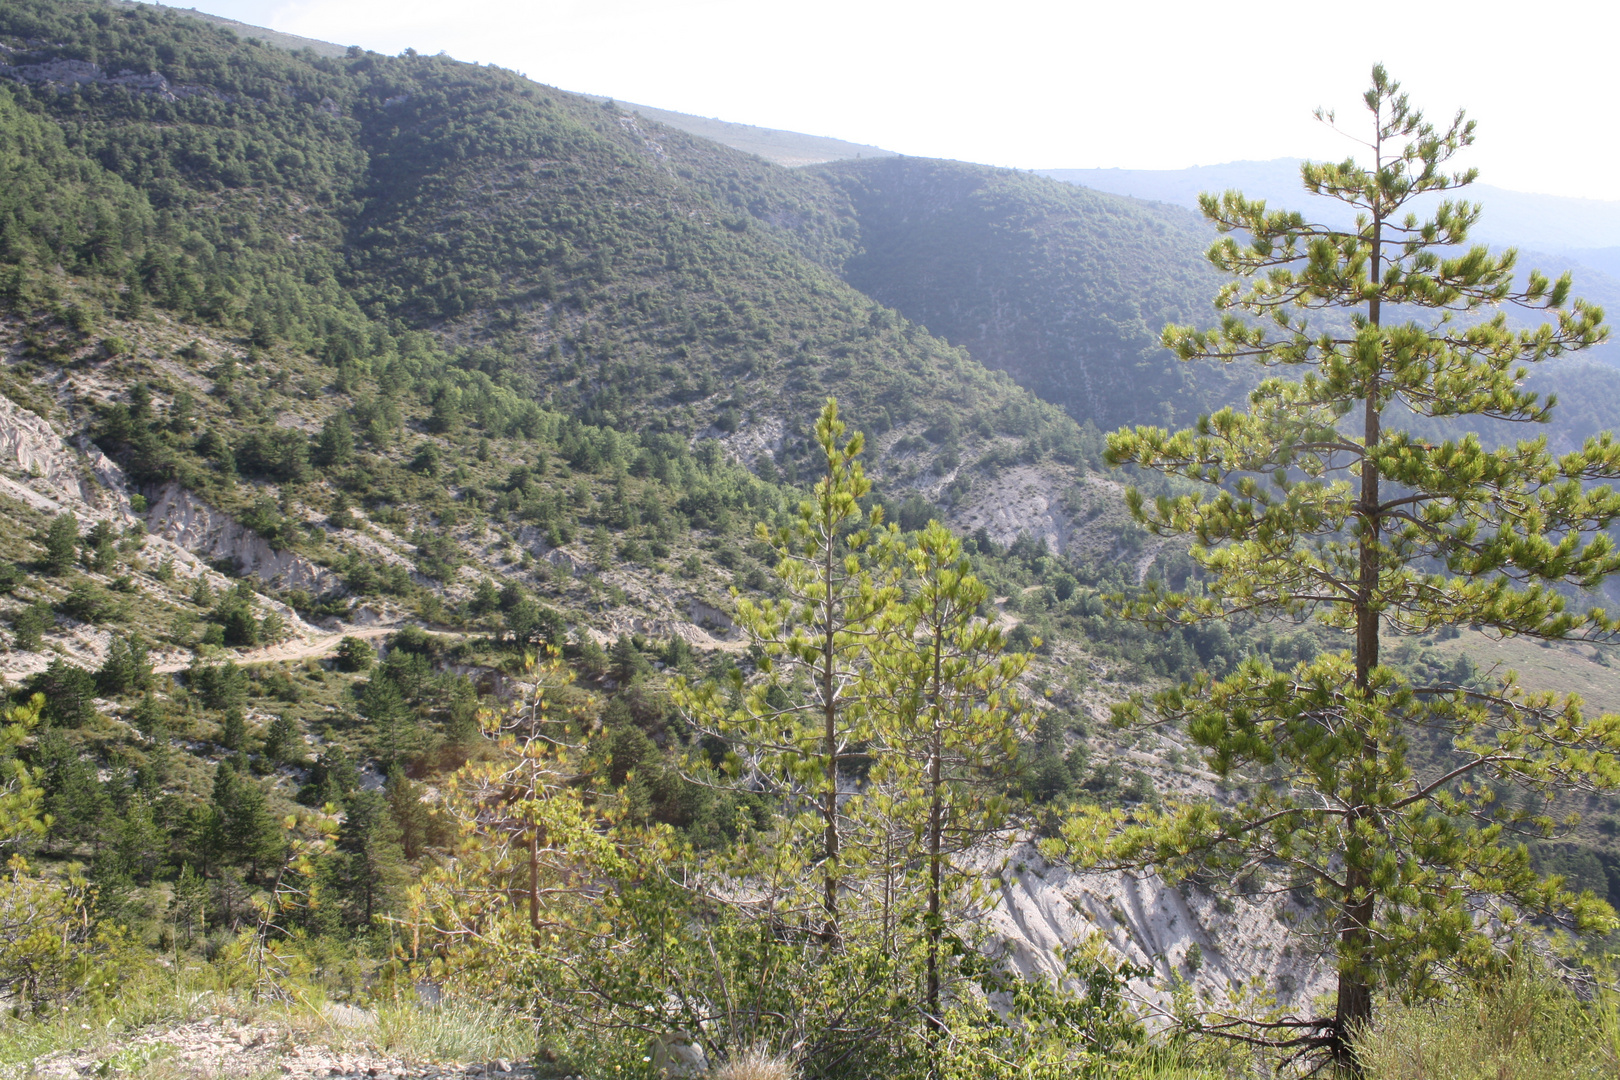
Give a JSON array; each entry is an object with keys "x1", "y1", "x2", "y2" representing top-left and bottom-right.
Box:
[
  {"x1": 144, "y1": 483, "x2": 341, "y2": 596},
  {"x1": 0, "y1": 393, "x2": 134, "y2": 520},
  {"x1": 712, "y1": 416, "x2": 786, "y2": 469},
  {"x1": 0, "y1": 397, "x2": 324, "y2": 677},
  {"x1": 949, "y1": 464, "x2": 1072, "y2": 553},
  {"x1": 983, "y1": 841, "x2": 1331, "y2": 1017},
  {"x1": 0, "y1": 43, "x2": 220, "y2": 102}
]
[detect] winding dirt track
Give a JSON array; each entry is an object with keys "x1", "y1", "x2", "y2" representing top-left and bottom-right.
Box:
[{"x1": 151, "y1": 624, "x2": 464, "y2": 674}]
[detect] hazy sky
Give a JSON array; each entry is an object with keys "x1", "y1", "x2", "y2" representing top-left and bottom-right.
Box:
[{"x1": 142, "y1": 0, "x2": 1620, "y2": 202}]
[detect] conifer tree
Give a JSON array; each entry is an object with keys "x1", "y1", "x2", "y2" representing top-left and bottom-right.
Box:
[
  {"x1": 40, "y1": 513, "x2": 78, "y2": 575},
  {"x1": 36, "y1": 729, "x2": 111, "y2": 851},
  {"x1": 682, "y1": 399, "x2": 899, "y2": 943},
  {"x1": 1056, "y1": 66, "x2": 1620, "y2": 1065},
  {"x1": 32, "y1": 660, "x2": 97, "y2": 728},
  {"x1": 209, "y1": 762, "x2": 284, "y2": 880},
  {"x1": 335, "y1": 789, "x2": 407, "y2": 930},
  {"x1": 866, "y1": 521, "x2": 1031, "y2": 1062},
  {"x1": 0, "y1": 696, "x2": 47, "y2": 854}
]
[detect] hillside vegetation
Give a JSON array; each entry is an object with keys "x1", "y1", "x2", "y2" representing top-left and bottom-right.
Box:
[
  {"x1": 2, "y1": 4, "x2": 1620, "y2": 1078},
  {"x1": 815, "y1": 157, "x2": 1239, "y2": 430}
]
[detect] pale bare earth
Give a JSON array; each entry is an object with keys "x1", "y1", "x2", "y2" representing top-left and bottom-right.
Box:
[
  {"x1": 984, "y1": 841, "x2": 1333, "y2": 1022},
  {"x1": 16, "y1": 1012, "x2": 548, "y2": 1080},
  {"x1": 149, "y1": 623, "x2": 417, "y2": 674}
]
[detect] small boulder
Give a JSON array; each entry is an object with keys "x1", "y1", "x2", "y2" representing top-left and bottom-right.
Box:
[{"x1": 649, "y1": 1034, "x2": 708, "y2": 1078}]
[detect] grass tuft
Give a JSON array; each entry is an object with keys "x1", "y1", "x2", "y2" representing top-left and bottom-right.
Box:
[
  {"x1": 712, "y1": 1045, "x2": 797, "y2": 1080},
  {"x1": 369, "y1": 997, "x2": 532, "y2": 1064},
  {"x1": 1355, "y1": 965, "x2": 1620, "y2": 1080}
]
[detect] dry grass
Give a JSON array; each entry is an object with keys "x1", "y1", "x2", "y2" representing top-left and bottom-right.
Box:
[
  {"x1": 1355, "y1": 967, "x2": 1620, "y2": 1080},
  {"x1": 368, "y1": 997, "x2": 532, "y2": 1064},
  {"x1": 711, "y1": 1046, "x2": 797, "y2": 1080},
  {"x1": 1427, "y1": 628, "x2": 1620, "y2": 715}
]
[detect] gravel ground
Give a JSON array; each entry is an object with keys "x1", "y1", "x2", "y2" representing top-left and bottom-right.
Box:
[{"x1": 15, "y1": 1016, "x2": 557, "y2": 1080}]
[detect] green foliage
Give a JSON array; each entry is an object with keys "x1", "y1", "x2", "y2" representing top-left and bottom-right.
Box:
[
  {"x1": 332, "y1": 789, "x2": 407, "y2": 931},
  {"x1": 0, "y1": 699, "x2": 130, "y2": 1013},
  {"x1": 335, "y1": 635, "x2": 375, "y2": 672},
  {"x1": 40, "y1": 512, "x2": 78, "y2": 575},
  {"x1": 189, "y1": 659, "x2": 247, "y2": 712},
  {"x1": 1056, "y1": 67, "x2": 1620, "y2": 1062},
  {"x1": 690, "y1": 398, "x2": 898, "y2": 941},
  {"x1": 29, "y1": 660, "x2": 97, "y2": 728},
  {"x1": 95, "y1": 633, "x2": 152, "y2": 696},
  {"x1": 0, "y1": 696, "x2": 48, "y2": 853},
  {"x1": 205, "y1": 761, "x2": 283, "y2": 878},
  {"x1": 864, "y1": 519, "x2": 1031, "y2": 1048},
  {"x1": 58, "y1": 577, "x2": 120, "y2": 624},
  {"x1": 815, "y1": 157, "x2": 1233, "y2": 431},
  {"x1": 939, "y1": 940, "x2": 1150, "y2": 1080},
  {"x1": 1354, "y1": 954, "x2": 1620, "y2": 1079},
  {"x1": 10, "y1": 602, "x2": 52, "y2": 651}
]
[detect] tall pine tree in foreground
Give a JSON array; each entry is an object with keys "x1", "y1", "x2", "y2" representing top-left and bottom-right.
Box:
[{"x1": 1052, "y1": 66, "x2": 1620, "y2": 1066}]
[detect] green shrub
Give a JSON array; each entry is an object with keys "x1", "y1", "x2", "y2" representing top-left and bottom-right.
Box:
[
  {"x1": 40, "y1": 513, "x2": 79, "y2": 575},
  {"x1": 1356, "y1": 959, "x2": 1620, "y2": 1080},
  {"x1": 335, "y1": 636, "x2": 375, "y2": 673},
  {"x1": 29, "y1": 660, "x2": 97, "y2": 727},
  {"x1": 10, "y1": 603, "x2": 51, "y2": 651}
]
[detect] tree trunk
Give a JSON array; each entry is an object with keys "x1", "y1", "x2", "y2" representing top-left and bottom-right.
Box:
[
  {"x1": 924, "y1": 626, "x2": 945, "y2": 1074},
  {"x1": 822, "y1": 535, "x2": 841, "y2": 945},
  {"x1": 529, "y1": 823, "x2": 542, "y2": 948},
  {"x1": 1337, "y1": 201, "x2": 1385, "y2": 1071},
  {"x1": 925, "y1": 746, "x2": 943, "y2": 1065}
]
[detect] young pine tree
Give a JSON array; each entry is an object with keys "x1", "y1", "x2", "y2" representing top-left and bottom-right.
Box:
[
  {"x1": 679, "y1": 398, "x2": 900, "y2": 943},
  {"x1": 335, "y1": 789, "x2": 407, "y2": 931},
  {"x1": 865, "y1": 520, "x2": 1031, "y2": 1058},
  {"x1": 40, "y1": 513, "x2": 78, "y2": 575},
  {"x1": 1057, "y1": 66, "x2": 1620, "y2": 1065}
]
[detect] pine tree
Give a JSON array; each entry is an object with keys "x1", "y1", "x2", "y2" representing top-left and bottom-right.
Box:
[
  {"x1": 385, "y1": 766, "x2": 436, "y2": 860},
  {"x1": 39, "y1": 512, "x2": 78, "y2": 575},
  {"x1": 209, "y1": 762, "x2": 284, "y2": 880},
  {"x1": 335, "y1": 789, "x2": 407, "y2": 930},
  {"x1": 262, "y1": 715, "x2": 301, "y2": 764},
  {"x1": 335, "y1": 635, "x2": 375, "y2": 673},
  {"x1": 168, "y1": 862, "x2": 209, "y2": 946},
  {"x1": 35, "y1": 729, "x2": 112, "y2": 851},
  {"x1": 866, "y1": 520, "x2": 1031, "y2": 1060},
  {"x1": 31, "y1": 660, "x2": 97, "y2": 728},
  {"x1": 96, "y1": 633, "x2": 152, "y2": 696},
  {"x1": 219, "y1": 708, "x2": 246, "y2": 752},
  {"x1": 0, "y1": 696, "x2": 47, "y2": 854},
  {"x1": 315, "y1": 413, "x2": 354, "y2": 466},
  {"x1": 1058, "y1": 66, "x2": 1620, "y2": 1065},
  {"x1": 11, "y1": 602, "x2": 52, "y2": 651},
  {"x1": 680, "y1": 399, "x2": 899, "y2": 943}
]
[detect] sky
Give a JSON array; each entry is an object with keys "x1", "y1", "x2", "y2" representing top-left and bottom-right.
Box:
[{"x1": 141, "y1": 0, "x2": 1620, "y2": 202}]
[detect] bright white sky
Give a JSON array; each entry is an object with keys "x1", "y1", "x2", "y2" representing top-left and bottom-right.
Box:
[{"x1": 144, "y1": 0, "x2": 1620, "y2": 202}]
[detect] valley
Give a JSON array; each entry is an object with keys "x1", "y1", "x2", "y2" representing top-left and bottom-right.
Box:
[{"x1": 1, "y1": 3, "x2": 1619, "y2": 1079}]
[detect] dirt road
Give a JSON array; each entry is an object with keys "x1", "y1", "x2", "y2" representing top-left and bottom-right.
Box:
[{"x1": 151, "y1": 624, "x2": 463, "y2": 674}]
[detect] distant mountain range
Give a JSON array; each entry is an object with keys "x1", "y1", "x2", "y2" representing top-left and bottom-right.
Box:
[
  {"x1": 1041, "y1": 160, "x2": 1620, "y2": 285},
  {"x1": 142, "y1": 1, "x2": 1620, "y2": 287}
]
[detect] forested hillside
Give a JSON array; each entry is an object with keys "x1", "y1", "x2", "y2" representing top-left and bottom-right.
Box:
[
  {"x1": 814, "y1": 157, "x2": 1238, "y2": 430},
  {"x1": 3, "y1": 4, "x2": 1620, "y2": 1078},
  {"x1": 0, "y1": 5, "x2": 1216, "y2": 1056}
]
